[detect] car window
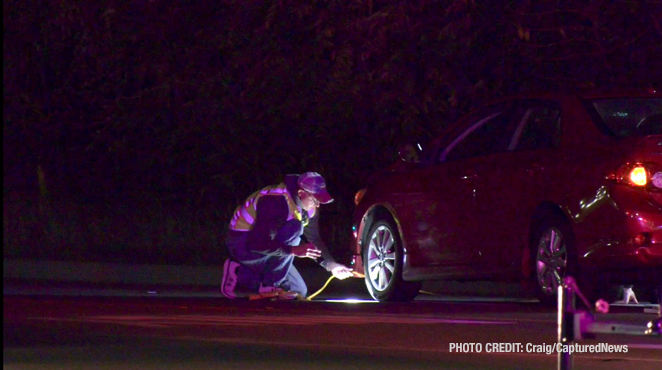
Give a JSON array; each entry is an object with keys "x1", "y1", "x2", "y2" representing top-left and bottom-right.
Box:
[
  {"x1": 509, "y1": 105, "x2": 561, "y2": 151},
  {"x1": 440, "y1": 106, "x2": 516, "y2": 162},
  {"x1": 586, "y1": 98, "x2": 662, "y2": 138}
]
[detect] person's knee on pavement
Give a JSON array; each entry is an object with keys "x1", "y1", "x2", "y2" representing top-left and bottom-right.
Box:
[
  {"x1": 296, "y1": 285, "x2": 308, "y2": 298},
  {"x1": 278, "y1": 278, "x2": 307, "y2": 297}
]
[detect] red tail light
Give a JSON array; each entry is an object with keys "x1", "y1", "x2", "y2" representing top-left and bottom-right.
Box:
[{"x1": 633, "y1": 233, "x2": 650, "y2": 246}]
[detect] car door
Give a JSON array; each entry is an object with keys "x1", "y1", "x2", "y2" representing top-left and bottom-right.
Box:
[
  {"x1": 472, "y1": 99, "x2": 563, "y2": 276},
  {"x1": 404, "y1": 102, "x2": 519, "y2": 271}
]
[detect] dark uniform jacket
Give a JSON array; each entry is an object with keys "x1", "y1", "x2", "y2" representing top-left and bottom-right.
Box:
[{"x1": 228, "y1": 174, "x2": 335, "y2": 270}]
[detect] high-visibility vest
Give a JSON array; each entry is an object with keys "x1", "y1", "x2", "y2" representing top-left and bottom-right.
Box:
[{"x1": 229, "y1": 183, "x2": 310, "y2": 232}]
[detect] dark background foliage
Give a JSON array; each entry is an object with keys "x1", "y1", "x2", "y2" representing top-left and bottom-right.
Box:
[{"x1": 4, "y1": 0, "x2": 661, "y2": 265}]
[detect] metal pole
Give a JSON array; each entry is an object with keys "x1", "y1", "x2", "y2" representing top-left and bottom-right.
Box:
[
  {"x1": 557, "y1": 278, "x2": 575, "y2": 370},
  {"x1": 556, "y1": 277, "x2": 660, "y2": 370}
]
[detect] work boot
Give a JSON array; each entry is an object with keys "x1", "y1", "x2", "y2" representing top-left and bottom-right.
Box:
[
  {"x1": 253, "y1": 284, "x2": 300, "y2": 300},
  {"x1": 221, "y1": 259, "x2": 240, "y2": 299}
]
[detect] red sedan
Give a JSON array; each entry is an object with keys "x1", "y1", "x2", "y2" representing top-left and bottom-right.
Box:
[{"x1": 349, "y1": 89, "x2": 662, "y2": 303}]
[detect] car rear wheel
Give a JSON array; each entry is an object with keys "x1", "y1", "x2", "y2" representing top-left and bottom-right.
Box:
[
  {"x1": 531, "y1": 215, "x2": 576, "y2": 306},
  {"x1": 531, "y1": 214, "x2": 621, "y2": 306},
  {"x1": 363, "y1": 219, "x2": 421, "y2": 302}
]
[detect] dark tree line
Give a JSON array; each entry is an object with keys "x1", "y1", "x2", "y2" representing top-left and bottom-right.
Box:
[{"x1": 4, "y1": 0, "x2": 661, "y2": 265}]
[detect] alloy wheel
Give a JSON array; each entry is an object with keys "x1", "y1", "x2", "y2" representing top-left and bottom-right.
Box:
[
  {"x1": 367, "y1": 225, "x2": 397, "y2": 291},
  {"x1": 536, "y1": 227, "x2": 568, "y2": 296}
]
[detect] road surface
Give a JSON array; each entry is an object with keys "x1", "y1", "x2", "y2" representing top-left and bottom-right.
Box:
[{"x1": 4, "y1": 286, "x2": 661, "y2": 370}]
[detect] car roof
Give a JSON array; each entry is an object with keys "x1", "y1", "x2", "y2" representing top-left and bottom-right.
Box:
[
  {"x1": 464, "y1": 88, "x2": 660, "y2": 116},
  {"x1": 502, "y1": 87, "x2": 661, "y2": 100},
  {"x1": 427, "y1": 87, "x2": 660, "y2": 159}
]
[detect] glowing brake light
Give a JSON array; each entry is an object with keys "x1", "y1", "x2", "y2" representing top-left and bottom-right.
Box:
[
  {"x1": 629, "y1": 166, "x2": 647, "y2": 186},
  {"x1": 608, "y1": 163, "x2": 653, "y2": 187}
]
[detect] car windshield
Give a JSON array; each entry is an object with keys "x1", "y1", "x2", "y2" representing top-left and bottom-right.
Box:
[{"x1": 588, "y1": 98, "x2": 662, "y2": 138}]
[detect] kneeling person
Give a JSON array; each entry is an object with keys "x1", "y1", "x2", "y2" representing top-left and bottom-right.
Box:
[{"x1": 221, "y1": 172, "x2": 353, "y2": 299}]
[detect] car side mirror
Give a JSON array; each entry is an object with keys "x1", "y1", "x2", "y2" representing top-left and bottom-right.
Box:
[{"x1": 398, "y1": 143, "x2": 420, "y2": 163}]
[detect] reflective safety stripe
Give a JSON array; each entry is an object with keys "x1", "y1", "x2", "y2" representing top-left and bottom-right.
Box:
[{"x1": 230, "y1": 183, "x2": 306, "y2": 232}]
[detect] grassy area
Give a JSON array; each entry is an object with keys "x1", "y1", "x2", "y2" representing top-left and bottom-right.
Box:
[{"x1": 3, "y1": 191, "x2": 231, "y2": 266}]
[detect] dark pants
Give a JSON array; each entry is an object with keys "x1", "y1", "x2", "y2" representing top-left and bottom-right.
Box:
[{"x1": 225, "y1": 230, "x2": 308, "y2": 297}]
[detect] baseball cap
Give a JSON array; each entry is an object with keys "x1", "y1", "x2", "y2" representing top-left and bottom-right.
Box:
[{"x1": 297, "y1": 172, "x2": 334, "y2": 204}]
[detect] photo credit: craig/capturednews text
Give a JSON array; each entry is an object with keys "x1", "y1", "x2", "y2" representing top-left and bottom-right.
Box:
[{"x1": 449, "y1": 343, "x2": 628, "y2": 355}]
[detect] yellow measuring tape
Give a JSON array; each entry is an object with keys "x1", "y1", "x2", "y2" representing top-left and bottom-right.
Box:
[
  {"x1": 305, "y1": 272, "x2": 435, "y2": 301},
  {"x1": 306, "y1": 275, "x2": 336, "y2": 300},
  {"x1": 306, "y1": 271, "x2": 365, "y2": 301}
]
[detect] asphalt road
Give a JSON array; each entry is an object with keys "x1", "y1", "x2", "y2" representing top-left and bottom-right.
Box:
[{"x1": 3, "y1": 285, "x2": 661, "y2": 370}]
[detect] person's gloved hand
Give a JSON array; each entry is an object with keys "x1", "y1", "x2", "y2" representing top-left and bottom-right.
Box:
[
  {"x1": 326, "y1": 261, "x2": 354, "y2": 280},
  {"x1": 291, "y1": 243, "x2": 322, "y2": 259}
]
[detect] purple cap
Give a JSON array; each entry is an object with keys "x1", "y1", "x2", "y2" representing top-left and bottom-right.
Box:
[{"x1": 297, "y1": 172, "x2": 333, "y2": 204}]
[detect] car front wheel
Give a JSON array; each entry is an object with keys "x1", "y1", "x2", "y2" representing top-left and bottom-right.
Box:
[{"x1": 363, "y1": 219, "x2": 421, "y2": 302}]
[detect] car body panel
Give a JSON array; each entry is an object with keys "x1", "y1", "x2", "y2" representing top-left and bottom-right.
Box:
[{"x1": 350, "y1": 89, "x2": 662, "y2": 290}]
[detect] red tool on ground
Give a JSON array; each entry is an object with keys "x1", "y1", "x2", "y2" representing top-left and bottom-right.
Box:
[{"x1": 247, "y1": 271, "x2": 365, "y2": 301}]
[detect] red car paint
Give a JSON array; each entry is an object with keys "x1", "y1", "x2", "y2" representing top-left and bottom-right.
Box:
[{"x1": 350, "y1": 90, "x2": 661, "y2": 302}]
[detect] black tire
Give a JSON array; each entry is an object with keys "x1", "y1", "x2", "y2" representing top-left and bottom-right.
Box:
[
  {"x1": 530, "y1": 214, "x2": 578, "y2": 306},
  {"x1": 531, "y1": 214, "x2": 622, "y2": 306},
  {"x1": 363, "y1": 218, "x2": 421, "y2": 302}
]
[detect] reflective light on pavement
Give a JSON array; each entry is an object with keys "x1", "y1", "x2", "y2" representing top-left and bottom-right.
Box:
[{"x1": 321, "y1": 299, "x2": 378, "y2": 304}]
